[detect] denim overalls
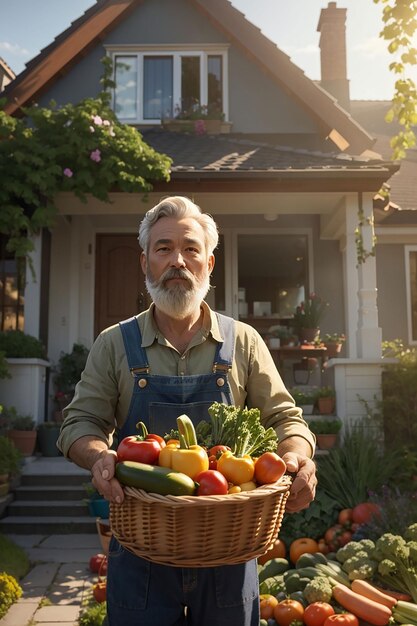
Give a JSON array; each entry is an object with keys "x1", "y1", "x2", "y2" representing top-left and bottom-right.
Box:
[{"x1": 107, "y1": 315, "x2": 260, "y2": 626}]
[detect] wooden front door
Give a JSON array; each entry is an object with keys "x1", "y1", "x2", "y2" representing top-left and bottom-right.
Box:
[{"x1": 95, "y1": 234, "x2": 150, "y2": 336}]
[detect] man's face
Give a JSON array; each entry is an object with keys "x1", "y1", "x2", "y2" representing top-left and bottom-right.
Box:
[{"x1": 141, "y1": 216, "x2": 214, "y2": 318}]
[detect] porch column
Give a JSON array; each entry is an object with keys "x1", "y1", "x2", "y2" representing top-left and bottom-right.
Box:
[
  {"x1": 343, "y1": 197, "x2": 359, "y2": 358},
  {"x1": 24, "y1": 233, "x2": 42, "y2": 338},
  {"x1": 356, "y1": 192, "x2": 382, "y2": 358}
]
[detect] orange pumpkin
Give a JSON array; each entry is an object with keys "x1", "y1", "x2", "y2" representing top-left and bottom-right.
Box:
[
  {"x1": 289, "y1": 537, "x2": 319, "y2": 564},
  {"x1": 258, "y1": 538, "x2": 287, "y2": 565}
]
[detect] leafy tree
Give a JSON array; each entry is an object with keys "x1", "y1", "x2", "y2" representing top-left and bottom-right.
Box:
[
  {"x1": 374, "y1": 0, "x2": 417, "y2": 159},
  {"x1": 0, "y1": 57, "x2": 171, "y2": 270}
]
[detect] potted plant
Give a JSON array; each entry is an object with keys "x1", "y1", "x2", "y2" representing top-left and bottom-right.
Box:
[
  {"x1": 0, "y1": 435, "x2": 22, "y2": 496},
  {"x1": 323, "y1": 333, "x2": 346, "y2": 358},
  {"x1": 290, "y1": 387, "x2": 319, "y2": 415},
  {"x1": 37, "y1": 421, "x2": 62, "y2": 457},
  {"x1": 316, "y1": 386, "x2": 336, "y2": 415},
  {"x1": 0, "y1": 330, "x2": 50, "y2": 426},
  {"x1": 292, "y1": 293, "x2": 328, "y2": 344},
  {"x1": 307, "y1": 417, "x2": 342, "y2": 450},
  {"x1": 3, "y1": 407, "x2": 37, "y2": 457},
  {"x1": 83, "y1": 482, "x2": 110, "y2": 519},
  {"x1": 53, "y1": 343, "x2": 89, "y2": 419},
  {"x1": 268, "y1": 325, "x2": 297, "y2": 349},
  {"x1": 162, "y1": 100, "x2": 232, "y2": 134}
]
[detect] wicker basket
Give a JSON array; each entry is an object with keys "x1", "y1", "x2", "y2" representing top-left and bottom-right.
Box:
[{"x1": 109, "y1": 475, "x2": 291, "y2": 567}]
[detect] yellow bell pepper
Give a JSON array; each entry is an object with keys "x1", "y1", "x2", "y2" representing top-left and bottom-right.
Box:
[
  {"x1": 158, "y1": 441, "x2": 179, "y2": 468},
  {"x1": 162, "y1": 415, "x2": 208, "y2": 480},
  {"x1": 217, "y1": 450, "x2": 255, "y2": 484}
]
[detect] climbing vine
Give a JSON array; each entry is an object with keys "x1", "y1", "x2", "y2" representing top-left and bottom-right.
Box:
[
  {"x1": 374, "y1": 0, "x2": 417, "y2": 159},
  {"x1": 0, "y1": 57, "x2": 172, "y2": 271}
]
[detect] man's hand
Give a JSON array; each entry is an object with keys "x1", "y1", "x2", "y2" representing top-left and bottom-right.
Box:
[
  {"x1": 91, "y1": 449, "x2": 125, "y2": 504},
  {"x1": 281, "y1": 452, "x2": 317, "y2": 512}
]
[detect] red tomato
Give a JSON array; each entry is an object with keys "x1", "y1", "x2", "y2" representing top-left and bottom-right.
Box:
[
  {"x1": 89, "y1": 553, "x2": 107, "y2": 573},
  {"x1": 338, "y1": 530, "x2": 353, "y2": 547},
  {"x1": 352, "y1": 502, "x2": 381, "y2": 525},
  {"x1": 208, "y1": 445, "x2": 230, "y2": 458},
  {"x1": 303, "y1": 602, "x2": 335, "y2": 626},
  {"x1": 324, "y1": 524, "x2": 342, "y2": 545},
  {"x1": 93, "y1": 581, "x2": 107, "y2": 603},
  {"x1": 317, "y1": 539, "x2": 330, "y2": 555},
  {"x1": 273, "y1": 599, "x2": 304, "y2": 626},
  {"x1": 338, "y1": 508, "x2": 353, "y2": 526},
  {"x1": 260, "y1": 594, "x2": 279, "y2": 620},
  {"x1": 323, "y1": 614, "x2": 359, "y2": 626},
  {"x1": 195, "y1": 469, "x2": 229, "y2": 495},
  {"x1": 208, "y1": 454, "x2": 218, "y2": 470},
  {"x1": 254, "y1": 452, "x2": 286, "y2": 485},
  {"x1": 117, "y1": 435, "x2": 161, "y2": 464}
]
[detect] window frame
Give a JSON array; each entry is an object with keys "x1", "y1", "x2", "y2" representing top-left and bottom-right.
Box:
[
  {"x1": 106, "y1": 45, "x2": 229, "y2": 125},
  {"x1": 405, "y1": 245, "x2": 417, "y2": 344}
]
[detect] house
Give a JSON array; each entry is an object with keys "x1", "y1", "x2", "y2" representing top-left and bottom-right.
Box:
[
  {"x1": 0, "y1": 57, "x2": 15, "y2": 92},
  {"x1": 1, "y1": 0, "x2": 409, "y2": 424}
]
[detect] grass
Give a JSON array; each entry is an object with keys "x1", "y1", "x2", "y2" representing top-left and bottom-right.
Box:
[{"x1": 0, "y1": 534, "x2": 31, "y2": 579}]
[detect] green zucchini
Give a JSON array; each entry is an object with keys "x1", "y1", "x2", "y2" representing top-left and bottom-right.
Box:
[
  {"x1": 258, "y1": 557, "x2": 290, "y2": 582},
  {"x1": 115, "y1": 461, "x2": 196, "y2": 496}
]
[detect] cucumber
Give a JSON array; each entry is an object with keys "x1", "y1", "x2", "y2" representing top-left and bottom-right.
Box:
[
  {"x1": 296, "y1": 552, "x2": 329, "y2": 568},
  {"x1": 258, "y1": 558, "x2": 290, "y2": 582},
  {"x1": 115, "y1": 461, "x2": 196, "y2": 496}
]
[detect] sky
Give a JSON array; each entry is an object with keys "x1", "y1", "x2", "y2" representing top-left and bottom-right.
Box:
[{"x1": 1, "y1": 0, "x2": 416, "y2": 101}]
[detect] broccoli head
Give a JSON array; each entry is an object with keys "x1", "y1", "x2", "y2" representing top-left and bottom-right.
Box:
[
  {"x1": 374, "y1": 534, "x2": 409, "y2": 561},
  {"x1": 303, "y1": 576, "x2": 333, "y2": 604},
  {"x1": 336, "y1": 541, "x2": 366, "y2": 563},
  {"x1": 405, "y1": 523, "x2": 417, "y2": 542},
  {"x1": 358, "y1": 539, "x2": 376, "y2": 554},
  {"x1": 342, "y1": 553, "x2": 378, "y2": 580},
  {"x1": 378, "y1": 558, "x2": 397, "y2": 577},
  {"x1": 408, "y1": 540, "x2": 417, "y2": 562}
]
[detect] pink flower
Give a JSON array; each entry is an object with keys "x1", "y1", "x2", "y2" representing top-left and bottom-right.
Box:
[
  {"x1": 92, "y1": 115, "x2": 103, "y2": 126},
  {"x1": 63, "y1": 168, "x2": 73, "y2": 178},
  {"x1": 90, "y1": 149, "x2": 101, "y2": 163}
]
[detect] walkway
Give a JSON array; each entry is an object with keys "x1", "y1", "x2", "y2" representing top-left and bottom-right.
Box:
[{"x1": 0, "y1": 457, "x2": 104, "y2": 626}]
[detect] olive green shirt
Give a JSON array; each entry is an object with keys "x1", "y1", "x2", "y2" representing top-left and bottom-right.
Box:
[{"x1": 57, "y1": 303, "x2": 315, "y2": 457}]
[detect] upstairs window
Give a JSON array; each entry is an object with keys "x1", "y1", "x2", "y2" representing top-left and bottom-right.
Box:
[{"x1": 110, "y1": 47, "x2": 228, "y2": 124}]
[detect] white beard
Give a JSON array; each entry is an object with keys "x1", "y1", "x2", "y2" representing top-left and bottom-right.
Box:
[{"x1": 146, "y1": 267, "x2": 211, "y2": 319}]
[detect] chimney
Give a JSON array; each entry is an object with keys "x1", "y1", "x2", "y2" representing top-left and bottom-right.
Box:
[{"x1": 317, "y1": 2, "x2": 350, "y2": 111}]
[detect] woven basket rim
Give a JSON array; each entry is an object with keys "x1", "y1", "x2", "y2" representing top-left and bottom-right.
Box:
[{"x1": 123, "y1": 473, "x2": 291, "y2": 505}]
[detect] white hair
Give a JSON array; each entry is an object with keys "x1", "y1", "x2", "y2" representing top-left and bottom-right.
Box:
[{"x1": 138, "y1": 196, "x2": 219, "y2": 254}]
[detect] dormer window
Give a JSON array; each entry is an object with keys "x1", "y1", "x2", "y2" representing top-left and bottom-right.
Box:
[{"x1": 107, "y1": 46, "x2": 228, "y2": 124}]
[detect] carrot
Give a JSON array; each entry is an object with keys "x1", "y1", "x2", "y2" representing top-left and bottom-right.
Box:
[
  {"x1": 332, "y1": 584, "x2": 392, "y2": 626},
  {"x1": 351, "y1": 580, "x2": 397, "y2": 610},
  {"x1": 371, "y1": 585, "x2": 412, "y2": 603}
]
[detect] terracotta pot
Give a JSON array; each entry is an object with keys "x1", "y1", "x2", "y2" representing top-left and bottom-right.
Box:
[
  {"x1": 316, "y1": 434, "x2": 338, "y2": 450},
  {"x1": 8, "y1": 430, "x2": 37, "y2": 457},
  {"x1": 324, "y1": 342, "x2": 342, "y2": 358},
  {"x1": 317, "y1": 396, "x2": 335, "y2": 415}
]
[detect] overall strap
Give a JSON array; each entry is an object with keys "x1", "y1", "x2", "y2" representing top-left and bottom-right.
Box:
[
  {"x1": 213, "y1": 313, "x2": 235, "y2": 373},
  {"x1": 119, "y1": 317, "x2": 149, "y2": 374}
]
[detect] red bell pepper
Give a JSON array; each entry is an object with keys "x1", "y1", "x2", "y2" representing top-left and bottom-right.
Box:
[{"x1": 117, "y1": 422, "x2": 163, "y2": 465}]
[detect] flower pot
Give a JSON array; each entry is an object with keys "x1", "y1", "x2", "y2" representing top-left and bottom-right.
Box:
[
  {"x1": 316, "y1": 434, "x2": 338, "y2": 450},
  {"x1": 317, "y1": 396, "x2": 335, "y2": 415},
  {"x1": 8, "y1": 430, "x2": 37, "y2": 457},
  {"x1": 300, "y1": 404, "x2": 314, "y2": 415},
  {"x1": 324, "y1": 343, "x2": 342, "y2": 358},
  {"x1": 269, "y1": 337, "x2": 281, "y2": 349},
  {"x1": 88, "y1": 499, "x2": 110, "y2": 518},
  {"x1": 0, "y1": 482, "x2": 10, "y2": 497},
  {"x1": 37, "y1": 425, "x2": 62, "y2": 457}
]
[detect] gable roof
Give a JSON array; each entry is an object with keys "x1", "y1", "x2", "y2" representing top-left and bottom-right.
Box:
[
  {"x1": 351, "y1": 100, "x2": 417, "y2": 217},
  {"x1": 3, "y1": 0, "x2": 374, "y2": 155}
]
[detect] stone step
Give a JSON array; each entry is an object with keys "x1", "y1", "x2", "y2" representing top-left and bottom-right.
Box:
[
  {"x1": 14, "y1": 485, "x2": 87, "y2": 501},
  {"x1": 20, "y1": 473, "x2": 90, "y2": 487},
  {"x1": 7, "y1": 499, "x2": 90, "y2": 517},
  {"x1": 0, "y1": 515, "x2": 98, "y2": 534}
]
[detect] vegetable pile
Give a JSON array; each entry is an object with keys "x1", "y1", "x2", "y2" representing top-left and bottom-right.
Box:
[
  {"x1": 257, "y1": 523, "x2": 417, "y2": 626},
  {"x1": 114, "y1": 404, "x2": 287, "y2": 497}
]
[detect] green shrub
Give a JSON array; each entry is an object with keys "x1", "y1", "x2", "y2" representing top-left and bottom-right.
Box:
[
  {"x1": 0, "y1": 436, "x2": 22, "y2": 475},
  {"x1": 79, "y1": 599, "x2": 107, "y2": 626},
  {"x1": 0, "y1": 535, "x2": 30, "y2": 580},
  {"x1": 54, "y1": 343, "x2": 89, "y2": 396},
  {"x1": 1, "y1": 407, "x2": 35, "y2": 431},
  {"x1": 0, "y1": 572, "x2": 22, "y2": 619},
  {"x1": 279, "y1": 486, "x2": 339, "y2": 544},
  {"x1": 0, "y1": 330, "x2": 46, "y2": 359}
]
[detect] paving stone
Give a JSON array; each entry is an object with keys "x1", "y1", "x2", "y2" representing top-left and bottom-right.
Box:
[
  {"x1": 0, "y1": 601, "x2": 37, "y2": 626},
  {"x1": 21, "y1": 562, "x2": 59, "y2": 589},
  {"x1": 34, "y1": 604, "x2": 80, "y2": 622}
]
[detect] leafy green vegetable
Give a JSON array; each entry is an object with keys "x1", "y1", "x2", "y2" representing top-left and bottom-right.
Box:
[{"x1": 207, "y1": 402, "x2": 278, "y2": 457}]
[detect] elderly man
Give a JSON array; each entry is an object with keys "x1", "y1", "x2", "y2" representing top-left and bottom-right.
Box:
[{"x1": 58, "y1": 195, "x2": 316, "y2": 626}]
